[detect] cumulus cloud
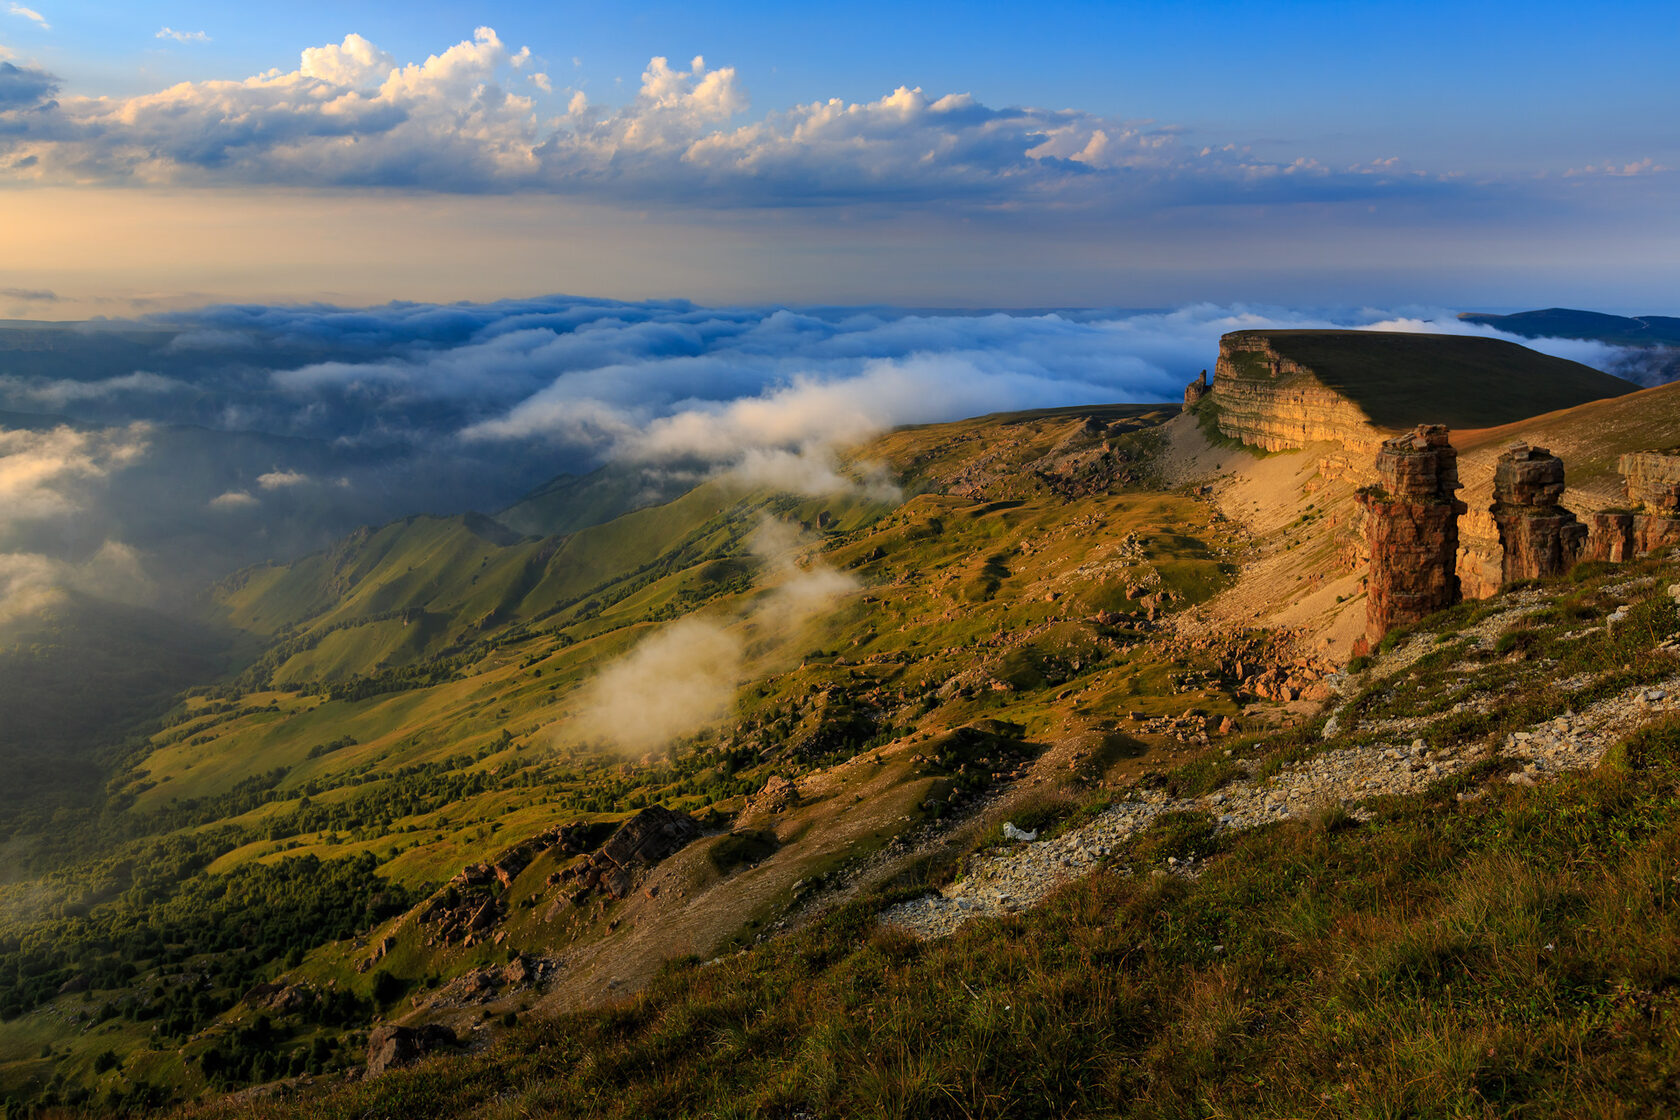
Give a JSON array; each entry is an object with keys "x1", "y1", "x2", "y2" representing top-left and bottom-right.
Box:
[
  {"x1": 0, "y1": 27, "x2": 1475, "y2": 214},
  {"x1": 256, "y1": 469, "x2": 308, "y2": 489},
  {"x1": 568, "y1": 518, "x2": 858, "y2": 754},
  {"x1": 0, "y1": 542, "x2": 153, "y2": 630},
  {"x1": 156, "y1": 27, "x2": 211, "y2": 44},
  {"x1": 208, "y1": 490, "x2": 258, "y2": 510},
  {"x1": 1563, "y1": 158, "x2": 1669, "y2": 178},
  {"x1": 0, "y1": 424, "x2": 148, "y2": 525}
]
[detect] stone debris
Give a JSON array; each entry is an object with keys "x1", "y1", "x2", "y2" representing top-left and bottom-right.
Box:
[{"x1": 880, "y1": 670, "x2": 1680, "y2": 940}]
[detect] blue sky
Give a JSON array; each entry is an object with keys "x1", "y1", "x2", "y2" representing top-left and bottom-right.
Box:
[{"x1": 1, "y1": 1, "x2": 1676, "y2": 314}]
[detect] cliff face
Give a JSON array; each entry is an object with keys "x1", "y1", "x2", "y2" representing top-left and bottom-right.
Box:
[
  {"x1": 1620, "y1": 451, "x2": 1680, "y2": 513},
  {"x1": 1583, "y1": 451, "x2": 1680, "y2": 560},
  {"x1": 1210, "y1": 334, "x2": 1388, "y2": 464}
]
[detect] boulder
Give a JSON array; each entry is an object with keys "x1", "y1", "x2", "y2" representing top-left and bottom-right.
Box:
[{"x1": 365, "y1": 1023, "x2": 456, "y2": 1077}]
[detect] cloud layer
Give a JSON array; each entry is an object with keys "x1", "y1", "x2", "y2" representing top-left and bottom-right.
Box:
[
  {"x1": 0, "y1": 294, "x2": 1647, "y2": 631},
  {"x1": 0, "y1": 27, "x2": 1557, "y2": 214}
]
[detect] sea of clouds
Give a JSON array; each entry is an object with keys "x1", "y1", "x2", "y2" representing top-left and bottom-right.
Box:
[{"x1": 0, "y1": 295, "x2": 1643, "y2": 629}]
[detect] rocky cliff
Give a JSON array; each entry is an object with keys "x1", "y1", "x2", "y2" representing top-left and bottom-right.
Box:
[
  {"x1": 1209, "y1": 333, "x2": 1389, "y2": 464},
  {"x1": 1206, "y1": 329, "x2": 1636, "y2": 480}
]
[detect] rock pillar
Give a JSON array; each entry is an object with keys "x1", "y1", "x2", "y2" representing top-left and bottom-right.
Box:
[
  {"x1": 1183, "y1": 370, "x2": 1209, "y2": 409},
  {"x1": 1356, "y1": 424, "x2": 1467, "y2": 648},
  {"x1": 1489, "y1": 443, "x2": 1586, "y2": 585}
]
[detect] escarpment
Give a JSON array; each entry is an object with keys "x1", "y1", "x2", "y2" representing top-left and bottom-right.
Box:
[
  {"x1": 1209, "y1": 333, "x2": 1388, "y2": 463},
  {"x1": 1203, "y1": 329, "x2": 1636, "y2": 478}
]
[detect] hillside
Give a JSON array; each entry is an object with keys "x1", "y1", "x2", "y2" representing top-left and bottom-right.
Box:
[{"x1": 6, "y1": 366, "x2": 1680, "y2": 1115}]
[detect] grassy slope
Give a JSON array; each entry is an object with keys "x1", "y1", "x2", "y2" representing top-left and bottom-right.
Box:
[
  {"x1": 182, "y1": 553, "x2": 1680, "y2": 1120},
  {"x1": 1457, "y1": 377, "x2": 1680, "y2": 501},
  {"x1": 496, "y1": 463, "x2": 704, "y2": 538},
  {"x1": 1223, "y1": 329, "x2": 1637, "y2": 431},
  {"x1": 0, "y1": 594, "x2": 243, "y2": 817},
  {"x1": 17, "y1": 384, "x2": 1680, "y2": 1115},
  {"x1": 3, "y1": 404, "x2": 1249, "y2": 1109}
]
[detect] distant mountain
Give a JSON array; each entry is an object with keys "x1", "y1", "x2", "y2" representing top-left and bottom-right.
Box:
[{"x1": 1459, "y1": 307, "x2": 1680, "y2": 348}]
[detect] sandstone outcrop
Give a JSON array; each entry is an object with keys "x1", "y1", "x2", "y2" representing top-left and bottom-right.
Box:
[
  {"x1": 1620, "y1": 451, "x2": 1680, "y2": 512},
  {"x1": 1210, "y1": 333, "x2": 1388, "y2": 462},
  {"x1": 1356, "y1": 425, "x2": 1466, "y2": 647},
  {"x1": 1490, "y1": 443, "x2": 1586, "y2": 585},
  {"x1": 1183, "y1": 370, "x2": 1209, "y2": 409},
  {"x1": 1585, "y1": 451, "x2": 1680, "y2": 560}
]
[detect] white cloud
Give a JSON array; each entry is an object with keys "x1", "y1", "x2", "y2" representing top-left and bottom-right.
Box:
[
  {"x1": 568, "y1": 518, "x2": 857, "y2": 753},
  {"x1": 0, "y1": 371, "x2": 186, "y2": 408},
  {"x1": 297, "y1": 32, "x2": 393, "y2": 86},
  {"x1": 209, "y1": 490, "x2": 258, "y2": 510},
  {"x1": 0, "y1": 541, "x2": 153, "y2": 630},
  {"x1": 0, "y1": 423, "x2": 155, "y2": 629},
  {"x1": 7, "y1": 3, "x2": 48, "y2": 30},
  {"x1": 156, "y1": 27, "x2": 210, "y2": 43},
  {"x1": 0, "y1": 27, "x2": 1469, "y2": 214},
  {"x1": 256, "y1": 469, "x2": 308, "y2": 489},
  {"x1": 0, "y1": 423, "x2": 148, "y2": 523},
  {"x1": 1563, "y1": 158, "x2": 1668, "y2": 178}
]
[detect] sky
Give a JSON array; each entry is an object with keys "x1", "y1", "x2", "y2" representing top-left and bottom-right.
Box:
[{"x1": 1, "y1": 0, "x2": 1677, "y2": 316}]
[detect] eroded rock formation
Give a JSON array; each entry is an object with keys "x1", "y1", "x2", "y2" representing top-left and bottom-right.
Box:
[
  {"x1": 1490, "y1": 443, "x2": 1586, "y2": 585},
  {"x1": 559, "y1": 805, "x2": 702, "y2": 902},
  {"x1": 1620, "y1": 451, "x2": 1680, "y2": 513},
  {"x1": 365, "y1": 1023, "x2": 456, "y2": 1077},
  {"x1": 1209, "y1": 333, "x2": 1389, "y2": 461},
  {"x1": 1357, "y1": 425, "x2": 1466, "y2": 647},
  {"x1": 1585, "y1": 451, "x2": 1680, "y2": 560},
  {"x1": 1183, "y1": 370, "x2": 1209, "y2": 409}
]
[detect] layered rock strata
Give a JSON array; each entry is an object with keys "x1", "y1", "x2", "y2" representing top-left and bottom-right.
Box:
[
  {"x1": 1209, "y1": 333, "x2": 1388, "y2": 461},
  {"x1": 1585, "y1": 450, "x2": 1680, "y2": 560},
  {"x1": 1357, "y1": 425, "x2": 1466, "y2": 647},
  {"x1": 1621, "y1": 451, "x2": 1680, "y2": 512},
  {"x1": 1490, "y1": 443, "x2": 1586, "y2": 585}
]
